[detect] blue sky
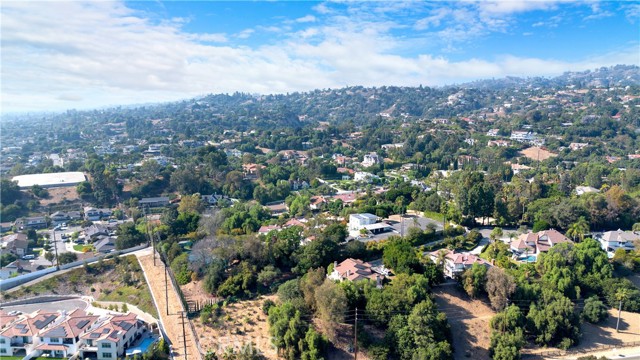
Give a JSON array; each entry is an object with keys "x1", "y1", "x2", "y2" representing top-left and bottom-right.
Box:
[{"x1": 1, "y1": 1, "x2": 639, "y2": 113}]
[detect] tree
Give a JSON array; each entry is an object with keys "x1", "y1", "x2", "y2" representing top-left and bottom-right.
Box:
[
  {"x1": 490, "y1": 227, "x2": 503, "y2": 243},
  {"x1": 566, "y1": 216, "x2": 589, "y2": 242},
  {"x1": 314, "y1": 279, "x2": 347, "y2": 340},
  {"x1": 382, "y1": 238, "x2": 421, "y2": 274},
  {"x1": 485, "y1": 267, "x2": 516, "y2": 311},
  {"x1": 461, "y1": 263, "x2": 488, "y2": 298},
  {"x1": 115, "y1": 222, "x2": 146, "y2": 249},
  {"x1": 30, "y1": 184, "x2": 49, "y2": 199},
  {"x1": 44, "y1": 251, "x2": 55, "y2": 265},
  {"x1": 582, "y1": 296, "x2": 608, "y2": 324},
  {"x1": 526, "y1": 290, "x2": 580, "y2": 349},
  {"x1": 178, "y1": 194, "x2": 205, "y2": 214},
  {"x1": 58, "y1": 252, "x2": 78, "y2": 265}
]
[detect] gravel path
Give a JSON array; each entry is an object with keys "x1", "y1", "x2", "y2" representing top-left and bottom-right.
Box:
[{"x1": 138, "y1": 253, "x2": 201, "y2": 360}]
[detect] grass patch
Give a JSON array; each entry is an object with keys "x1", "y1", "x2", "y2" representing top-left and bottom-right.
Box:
[
  {"x1": 422, "y1": 211, "x2": 444, "y2": 222},
  {"x1": 73, "y1": 244, "x2": 94, "y2": 252},
  {"x1": 3, "y1": 255, "x2": 158, "y2": 319},
  {"x1": 0, "y1": 356, "x2": 26, "y2": 360}
]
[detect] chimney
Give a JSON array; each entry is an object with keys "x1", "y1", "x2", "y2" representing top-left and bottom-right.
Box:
[
  {"x1": 333, "y1": 261, "x2": 337, "y2": 269},
  {"x1": 346, "y1": 269, "x2": 351, "y2": 277},
  {"x1": 376, "y1": 275, "x2": 382, "y2": 288}
]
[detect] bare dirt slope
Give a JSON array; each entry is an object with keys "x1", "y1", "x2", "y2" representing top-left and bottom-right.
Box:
[
  {"x1": 39, "y1": 187, "x2": 80, "y2": 206},
  {"x1": 138, "y1": 253, "x2": 201, "y2": 360},
  {"x1": 432, "y1": 284, "x2": 495, "y2": 360}
]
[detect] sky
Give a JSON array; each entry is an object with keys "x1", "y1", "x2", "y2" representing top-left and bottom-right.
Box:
[{"x1": 1, "y1": 0, "x2": 639, "y2": 113}]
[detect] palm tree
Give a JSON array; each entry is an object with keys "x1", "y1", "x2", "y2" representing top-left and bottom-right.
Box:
[{"x1": 566, "y1": 216, "x2": 589, "y2": 242}]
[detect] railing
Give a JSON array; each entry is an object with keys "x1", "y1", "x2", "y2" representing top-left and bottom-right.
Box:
[{"x1": 522, "y1": 341, "x2": 640, "y2": 358}]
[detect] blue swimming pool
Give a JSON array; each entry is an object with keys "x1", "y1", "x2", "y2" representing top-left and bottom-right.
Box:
[
  {"x1": 125, "y1": 337, "x2": 157, "y2": 356},
  {"x1": 519, "y1": 255, "x2": 537, "y2": 262}
]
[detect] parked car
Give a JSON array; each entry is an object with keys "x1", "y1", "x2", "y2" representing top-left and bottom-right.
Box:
[{"x1": 22, "y1": 254, "x2": 36, "y2": 260}]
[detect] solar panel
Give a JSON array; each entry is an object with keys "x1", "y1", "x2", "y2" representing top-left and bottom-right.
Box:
[
  {"x1": 46, "y1": 327, "x2": 67, "y2": 338},
  {"x1": 77, "y1": 320, "x2": 90, "y2": 328},
  {"x1": 119, "y1": 322, "x2": 133, "y2": 331},
  {"x1": 15, "y1": 324, "x2": 26, "y2": 329},
  {"x1": 90, "y1": 333, "x2": 100, "y2": 338}
]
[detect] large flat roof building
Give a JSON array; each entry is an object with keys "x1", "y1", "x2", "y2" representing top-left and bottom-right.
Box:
[{"x1": 11, "y1": 172, "x2": 86, "y2": 189}]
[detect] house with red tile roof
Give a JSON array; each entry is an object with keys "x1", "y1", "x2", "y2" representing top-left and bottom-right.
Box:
[
  {"x1": 510, "y1": 229, "x2": 572, "y2": 255},
  {"x1": 428, "y1": 249, "x2": 492, "y2": 278},
  {"x1": 328, "y1": 258, "x2": 388, "y2": 287}
]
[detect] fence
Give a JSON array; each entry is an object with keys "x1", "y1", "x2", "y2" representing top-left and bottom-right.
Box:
[
  {"x1": 0, "y1": 243, "x2": 148, "y2": 291},
  {"x1": 157, "y1": 251, "x2": 204, "y2": 360},
  {"x1": 522, "y1": 341, "x2": 640, "y2": 358}
]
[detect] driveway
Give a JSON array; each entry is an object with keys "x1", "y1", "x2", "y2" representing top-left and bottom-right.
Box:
[{"x1": 1, "y1": 298, "x2": 88, "y2": 313}]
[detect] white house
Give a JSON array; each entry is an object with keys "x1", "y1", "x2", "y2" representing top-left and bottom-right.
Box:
[
  {"x1": 575, "y1": 186, "x2": 600, "y2": 196},
  {"x1": 428, "y1": 249, "x2": 492, "y2": 278},
  {"x1": 600, "y1": 230, "x2": 639, "y2": 252},
  {"x1": 362, "y1": 152, "x2": 382, "y2": 167},
  {"x1": 348, "y1": 213, "x2": 378, "y2": 232},
  {"x1": 510, "y1": 131, "x2": 536, "y2": 143},
  {"x1": 354, "y1": 171, "x2": 379, "y2": 183}
]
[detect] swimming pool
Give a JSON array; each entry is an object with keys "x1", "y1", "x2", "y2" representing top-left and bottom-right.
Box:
[
  {"x1": 125, "y1": 337, "x2": 158, "y2": 356},
  {"x1": 519, "y1": 255, "x2": 537, "y2": 262}
]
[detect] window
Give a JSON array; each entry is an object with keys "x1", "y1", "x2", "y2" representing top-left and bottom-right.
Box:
[
  {"x1": 50, "y1": 337, "x2": 61, "y2": 343},
  {"x1": 0, "y1": 338, "x2": 5, "y2": 344},
  {"x1": 102, "y1": 352, "x2": 113, "y2": 358},
  {"x1": 0, "y1": 349, "x2": 6, "y2": 354},
  {"x1": 101, "y1": 343, "x2": 112, "y2": 348}
]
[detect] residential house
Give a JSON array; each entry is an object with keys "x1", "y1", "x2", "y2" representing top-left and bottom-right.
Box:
[
  {"x1": 265, "y1": 202, "x2": 288, "y2": 216},
  {"x1": 309, "y1": 196, "x2": 327, "y2": 210},
  {"x1": 486, "y1": 129, "x2": 499, "y2": 137},
  {"x1": 575, "y1": 186, "x2": 600, "y2": 196},
  {"x1": 84, "y1": 208, "x2": 113, "y2": 221},
  {"x1": 1, "y1": 233, "x2": 29, "y2": 257},
  {"x1": 138, "y1": 197, "x2": 170, "y2": 208},
  {"x1": 354, "y1": 171, "x2": 379, "y2": 183},
  {"x1": 289, "y1": 179, "x2": 310, "y2": 190},
  {"x1": 50, "y1": 211, "x2": 82, "y2": 225},
  {"x1": 84, "y1": 224, "x2": 109, "y2": 240},
  {"x1": 79, "y1": 313, "x2": 148, "y2": 360},
  {"x1": 569, "y1": 142, "x2": 589, "y2": 151},
  {"x1": 328, "y1": 258, "x2": 388, "y2": 287},
  {"x1": 35, "y1": 309, "x2": 99, "y2": 359},
  {"x1": 362, "y1": 152, "x2": 382, "y2": 167},
  {"x1": 488, "y1": 140, "x2": 510, "y2": 147},
  {"x1": 258, "y1": 225, "x2": 282, "y2": 235},
  {"x1": 381, "y1": 143, "x2": 404, "y2": 150},
  {"x1": 201, "y1": 193, "x2": 231, "y2": 206},
  {"x1": 0, "y1": 261, "x2": 21, "y2": 280},
  {"x1": 600, "y1": 230, "x2": 639, "y2": 252},
  {"x1": 94, "y1": 237, "x2": 116, "y2": 253},
  {"x1": 428, "y1": 249, "x2": 492, "y2": 278},
  {"x1": 0, "y1": 310, "x2": 60, "y2": 357},
  {"x1": 15, "y1": 217, "x2": 47, "y2": 230},
  {"x1": 510, "y1": 131, "x2": 536, "y2": 143},
  {"x1": 348, "y1": 213, "x2": 393, "y2": 236},
  {"x1": 510, "y1": 229, "x2": 573, "y2": 255},
  {"x1": 331, "y1": 193, "x2": 360, "y2": 205},
  {"x1": 0, "y1": 222, "x2": 13, "y2": 234}
]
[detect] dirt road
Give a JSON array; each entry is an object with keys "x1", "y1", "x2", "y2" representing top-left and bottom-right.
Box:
[{"x1": 138, "y1": 252, "x2": 201, "y2": 360}]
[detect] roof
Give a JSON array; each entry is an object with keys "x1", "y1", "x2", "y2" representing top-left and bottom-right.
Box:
[
  {"x1": 2, "y1": 233, "x2": 28, "y2": 243},
  {"x1": 0, "y1": 311, "x2": 59, "y2": 338},
  {"x1": 41, "y1": 309, "x2": 98, "y2": 339},
  {"x1": 517, "y1": 229, "x2": 572, "y2": 253},
  {"x1": 362, "y1": 222, "x2": 392, "y2": 231},
  {"x1": 139, "y1": 197, "x2": 169, "y2": 203},
  {"x1": 81, "y1": 313, "x2": 138, "y2": 342},
  {"x1": 36, "y1": 343, "x2": 68, "y2": 351},
  {"x1": 333, "y1": 258, "x2": 381, "y2": 282},
  {"x1": 350, "y1": 213, "x2": 378, "y2": 222},
  {"x1": 430, "y1": 249, "x2": 491, "y2": 267},
  {"x1": 603, "y1": 230, "x2": 640, "y2": 243},
  {"x1": 12, "y1": 172, "x2": 86, "y2": 188}
]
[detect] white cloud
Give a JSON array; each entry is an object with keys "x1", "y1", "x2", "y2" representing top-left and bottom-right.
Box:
[
  {"x1": 295, "y1": 15, "x2": 317, "y2": 23},
  {"x1": 476, "y1": 0, "x2": 563, "y2": 15},
  {"x1": 1, "y1": 0, "x2": 637, "y2": 113}
]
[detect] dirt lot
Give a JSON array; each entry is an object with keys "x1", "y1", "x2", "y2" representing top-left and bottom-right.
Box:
[
  {"x1": 520, "y1": 146, "x2": 558, "y2": 161},
  {"x1": 39, "y1": 187, "x2": 80, "y2": 206},
  {"x1": 138, "y1": 253, "x2": 200, "y2": 360},
  {"x1": 432, "y1": 284, "x2": 495, "y2": 360},
  {"x1": 191, "y1": 295, "x2": 279, "y2": 358}
]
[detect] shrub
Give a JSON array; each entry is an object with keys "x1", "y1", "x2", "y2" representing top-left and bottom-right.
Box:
[{"x1": 582, "y1": 297, "x2": 608, "y2": 324}]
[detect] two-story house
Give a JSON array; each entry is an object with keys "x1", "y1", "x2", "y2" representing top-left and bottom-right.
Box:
[
  {"x1": 328, "y1": 258, "x2": 388, "y2": 288},
  {"x1": 34, "y1": 309, "x2": 99, "y2": 358},
  {"x1": 0, "y1": 311, "x2": 60, "y2": 358},
  {"x1": 79, "y1": 313, "x2": 146, "y2": 360},
  {"x1": 510, "y1": 229, "x2": 573, "y2": 255},
  {"x1": 1, "y1": 233, "x2": 29, "y2": 257},
  {"x1": 600, "y1": 230, "x2": 639, "y2": 252},
  {"x1": 429, "y1": 249, "x2": 492, "y2": 279},
  {"x1": 15, "y1": 216, "x2": 47, "y2": 230}
]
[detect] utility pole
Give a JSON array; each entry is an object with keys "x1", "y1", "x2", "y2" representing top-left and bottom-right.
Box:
[
  {"x1": 353, "y1": 307, "x2": 358, "y2": 360},
  {"x1": 165, "y1": 263, "x2": 169, "y2": 315},
  {"x1": 52, "y1": 229, "x2": 60, "y2": 270},
  {"x1": 180, "y1": 311, "x2": 188, "y2": 360}
]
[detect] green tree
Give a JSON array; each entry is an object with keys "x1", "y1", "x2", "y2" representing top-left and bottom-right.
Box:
[
  {"x1": 526, "y1": 290, "x2": 580, "y2": 349},
  {"x1": 313, "y1": 279, "x2": 347, "y2": 340},
  {"x1": 566, "y1": 216, "x2": 589, "y2": 242},
  {"x1": 115, "y1": 222, "x2": 146, "y2": 249},
  {"x1": 58, "y1": 252, "x2": 78, "y2": 265},
  {"x1": 382, "y1": 238, "x2": 421, "y2": 274},
  {"x1": 461, "y1": 263, "x2": 488, "y2": 298},
  {"x1": 582, "y1": 296, "x2": 608, "y2": 324},
  {"x1": 44, "y1": 251, "x2": 55, "y2": 265}
]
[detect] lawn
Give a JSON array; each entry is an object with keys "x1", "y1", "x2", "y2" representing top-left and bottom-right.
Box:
[
  {"x1": 3, "y1": 255, "x2": 158, "y2": 318},
  {"x1": 72, "y1": 244, "x2": 93, "y2": 252}
]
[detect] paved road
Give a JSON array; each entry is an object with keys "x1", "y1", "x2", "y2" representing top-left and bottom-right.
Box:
[{"x1": 1, "y1": 298, "x2": 88, "y2": 313}]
